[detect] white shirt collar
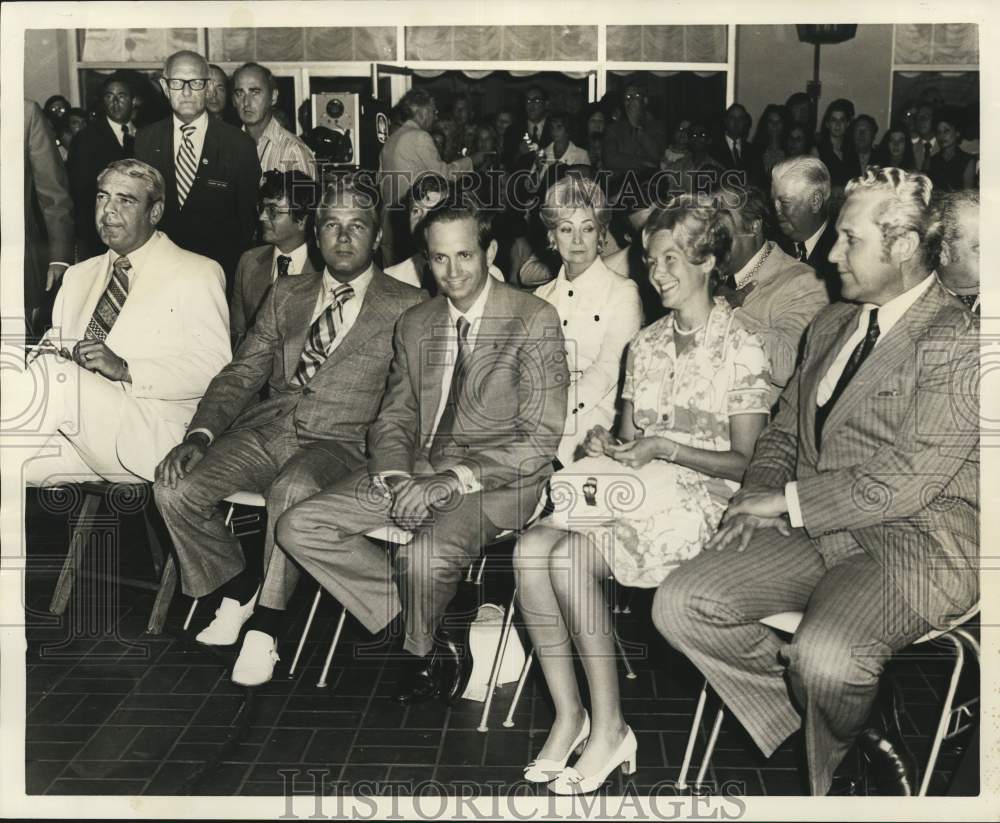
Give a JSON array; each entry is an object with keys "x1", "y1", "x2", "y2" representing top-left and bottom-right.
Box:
[
  {"x1": 803, "y1": 219, "x2": 828, "y2": 257},
  {"x1": 322, "y1": 263, "x2": 375, "y2": 305},
  {"x1": 447, "y1": 275, "x2": 493, "y2": 331},
  {"x1": 173, "y1": 111, "x2": 208, "y2": 134},
  {"x1": 733, "y1": 241, "x2": 771, "y2": 289},
  {"x1": 556, "y1": 255, "x2": 603, "y2": 288},
  {"x1": 863, "y1": 273, "x2": 936, "y2": 339},
  {"x1": 272, "y1": 242, "x2": 310, "y2": 280},
  {"x1": 726, "y1": 135, "x2": 741, "y2": 151},
  {"x1": 107, "y1": 116, "x2": 131, "y2": 145},
  {"x1": 106, "y1": 230, "x2": 162, "y2": 278}
]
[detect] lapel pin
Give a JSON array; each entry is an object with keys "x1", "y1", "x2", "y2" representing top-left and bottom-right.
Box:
[{"x1": 201, "y1": 158, "x2": 209, "y2": 166}]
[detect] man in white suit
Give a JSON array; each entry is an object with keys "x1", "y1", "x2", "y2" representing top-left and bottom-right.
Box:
[{"x1": 8, "y1": 159, "x2": 231, "y2": 485}]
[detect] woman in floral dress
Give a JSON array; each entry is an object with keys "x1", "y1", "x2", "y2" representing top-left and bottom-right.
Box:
[{"x1": 513, "y1": 197, "x2": 772, "y2": 794}]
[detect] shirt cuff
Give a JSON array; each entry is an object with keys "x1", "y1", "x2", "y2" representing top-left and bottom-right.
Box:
[
  {"x1": 49, "y1": 261, "x2": 70, "y2": 268},
  {"x1": 187, "y1": 427, "x2": 214, "y2": 446},
  {"x1": 449, "y1": 465, "x2": 481, "y2": 495},
  {"x1": 373, "y1": 470, "x2": 411, "y2": 498},
  {"x1": 784, "y1": 481, "x2": 803, "y2": 528}
]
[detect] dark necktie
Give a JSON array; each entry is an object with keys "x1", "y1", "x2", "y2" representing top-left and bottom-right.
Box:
[
  {"x1": 815, "y1": 308, "x2": 880, "y2": 445},
  {"x1": 429, "y1": 316, "x2": 471, "y2": 463},
  {"x1": 276, "y1": 255, "x2": 292, "y2": 278},
  {"x1": 530, "y1": 124, "x2": 539, "y2": 144},
  {"x1": 292, "y1": 283, "x2": 354, "y2": 385},
  {"x1": 85, "y1": 256, "x2": 131, "y2": 341},
  {"x1": 732, "y1": 140, "x2": 741, "y2": 164},
  {"x1": 795, "y1": 241, "x2": 808, "y2": 262},
  {"x1": 956, "y1": 292, "x2": 979, "y2": 314},
  {"x1": 122, "y1": 124, "x2": 134, "y2": 154},
  {"x1": 922, "y1": 140, "x2": 932, "y2": 170}
]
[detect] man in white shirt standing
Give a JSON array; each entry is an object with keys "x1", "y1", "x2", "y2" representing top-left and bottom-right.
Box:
[
  {"x1": 233, "y1": 61, "x2": 315, "y2": 181},
  {"x1": 153, "y1": 174, "x2": 426, "y2": 687},
  {"x1": 654, "y1": 167, "x2": 979, "y2": 796},
  {"x1": 229, "y1": 170, "x2": 321, "y2": 348},
  {"x1": 276, "y1": 191, "x2": 567, "y2": 706}
]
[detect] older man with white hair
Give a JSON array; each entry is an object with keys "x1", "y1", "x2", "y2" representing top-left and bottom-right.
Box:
[{"x1": 771, "y1": 155, "x2": 839, "y2": 299}]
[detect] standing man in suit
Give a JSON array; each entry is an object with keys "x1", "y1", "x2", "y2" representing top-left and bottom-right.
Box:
[
  {"x1": 771, "y1": 156, "x2": 840, "y2": 300},
  {"x1": 233, "y1": 62, "x2": 315, "y2": 181},
  {"x1": 712, "y1": 103, "x2": 765, "y2": 188},
  {"x1": 230, "y1": 170, "x2": 321, "y2": 348},
  {"x1": 154, "y1": 174, "x2": 426, "y2": 686},
  {"x1": 23, "y1": 99, "x2": 74, "y2": 342},
  {"x1": 654, "y1": 167, "x2": 979, "y2": 795},
  {"x1": 67, "y1": 72, "x2": 137, "y2": 260},
  {"x1": 718, "y1": 184, "x2": 829, "y2": 400},
  {"x1": 502, "y1": 85, "x2": 553, "y2": 169},
  {"x1": 276, "y1": 191, "x2": 568, "y2": 705},
  {"x1": 8, "y1": 159, "x2": 230, "y2": 485},
  {"x1": 135, "y1": 50, "x2": 260, "y2": 295},
  {"x1": 602, "y1": 84, "x2": 666, "y2": 174}
]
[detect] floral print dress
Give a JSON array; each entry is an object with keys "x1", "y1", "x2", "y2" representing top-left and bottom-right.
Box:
[{"x1": 545, "y1": 297, "x2": 772, "y2": 587}]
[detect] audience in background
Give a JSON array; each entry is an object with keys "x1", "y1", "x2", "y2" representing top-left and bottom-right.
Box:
[
  {"x1": 929, "y1": 106, "x2": 977, "y2": 192},
  {"x1": 752, "y1": 103, "x2": 787, "y2": 181},
  {"x1": 875, "y1": 122, "x2": 917, "y2": 171},
  {"x1": 816, "y1": 97, "x2": 857, "y2": 188},
  {"x1": 935, "y1": 188, "x2": 980, "y2": 313},
  {"x1": 849, "y1": 114, "x2": 878, "y2": 178},
  {"x1": 602, "y1": 83, "x2": 665, "y2": 173}
]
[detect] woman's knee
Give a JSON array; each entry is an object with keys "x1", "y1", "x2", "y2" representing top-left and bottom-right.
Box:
[{"x1": 512, "y1": 525, "x2": 564, "y2": 582}]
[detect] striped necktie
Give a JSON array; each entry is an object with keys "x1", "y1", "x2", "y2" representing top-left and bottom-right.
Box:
[
  {"x1": 428, "y1": 316, "x2": 472, "y2": 463},
  {"x1": 175, "y1": 123, "x2": 198, "y2": 208},
  {"x1": 795, "y1": 241, "x2": 808, "y2": 262},
  {"x1": 292, "y1": 283, "x2": 355, "y2": 386},
  {"x1": 84, "y1": 256, "x2": 132, "y2": 341},
  {"x1": 276, "y1": 255, "x2": 292, "y2": 278}
]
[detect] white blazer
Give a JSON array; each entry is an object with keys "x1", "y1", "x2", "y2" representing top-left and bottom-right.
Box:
[
  {"x1": 534, "y1": 257, "x2": 641, "y2": 465},
  {"x1": 43, "y1": 231, "x2": 231, "y2": 480}
]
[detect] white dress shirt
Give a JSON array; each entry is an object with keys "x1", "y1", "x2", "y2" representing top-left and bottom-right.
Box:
[
  {"x1": 172, "y1": 111, "x2": 208, "y2": 166},
  {"x1": 802, "y1": 219, "x2": 828, "y2": 259},
  {"x1": 108, "y1": 116, "x2": 134, "y2": 147},
  {"x1": 785, "y1": 274, "x2": 936, "y2": 526},
  {"x1": 271, "y1": 242, "x2": 310, "y2": 282},
  {"x1": 310, "y1": 264, "x2": 375, "y2": 344}
]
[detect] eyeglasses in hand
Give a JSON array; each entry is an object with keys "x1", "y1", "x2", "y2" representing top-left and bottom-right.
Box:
[{"x1": 165, "y1": 78, "x2": 209, "y2": 92}]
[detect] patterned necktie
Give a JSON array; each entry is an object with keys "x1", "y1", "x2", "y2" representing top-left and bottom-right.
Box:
[
  {"x1": 429, "y1": 316, "x2": 471, "y2": 462},
  {"x1": 816, "y1": 308, "x2": 880, "y2": 445},
  {"x1": 175, "y1": 123, "x2": 197, "y2": 208},
  {"x1": 122, "y1": 124, "x2": 134, "y2": 154},
  {"x1": 85, "y1": 256, "x2": 132, "y2": 341},
  {"x1": 733, "y1": 139, "x2": 741, "y2": 164},
  {"x1": 795, "y1": 241, "x2": 808, "y2": 262},
  {"x1": 956, "y1": 292, "x2": 979, "y2": 314},
  {"x1": 292, "y1": 283, "x2": 354, "y2": 386},
  {"x1": 276, "y1": 255, "x2": 292, "y2": 278}
]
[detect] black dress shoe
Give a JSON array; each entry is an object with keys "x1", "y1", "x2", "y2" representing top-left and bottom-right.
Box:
[
  {"x1": 436, "y1": 627, "x2": 473, "y2": 705},
  {"x1": 858, "y1": 678, "x2": 918, "y2": 795},
  {"x1": 393, "y1": 653, "x2": 440, "y2": 705}
]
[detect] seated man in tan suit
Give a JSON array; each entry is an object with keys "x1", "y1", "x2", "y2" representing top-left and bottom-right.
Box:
[
  {"x1": 154, "y1": 173, "x2": 426, "y2": 686},
  {"x1": 276, "y1": 190, "x2": 568, "y2": 705}
]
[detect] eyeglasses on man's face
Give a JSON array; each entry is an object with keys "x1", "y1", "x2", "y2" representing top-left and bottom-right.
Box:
[
  {"x1": 260, "y1": 203, "x2": 294, "y2": 220},
  {"x1": 526, "y1": 97, "x2": 545, "y2": 104},
  {"x1": 165, "y1": 78, "x2": 209, "y2": 92},
  {"x1": 624, "y1": 93, "x2": 643, "y2": 101}
]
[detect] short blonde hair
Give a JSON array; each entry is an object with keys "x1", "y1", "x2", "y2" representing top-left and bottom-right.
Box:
[
  {"x1": 845, "y1": 166, "x2": 936, "y2": 267},
  {"x1": 539, "y1": 176, "x2": 611, "y2": 232}
]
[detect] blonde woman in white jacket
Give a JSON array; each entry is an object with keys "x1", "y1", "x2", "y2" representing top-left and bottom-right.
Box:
[{"x1": 533, "y1": 176, "x2": 642, "y2": 468}]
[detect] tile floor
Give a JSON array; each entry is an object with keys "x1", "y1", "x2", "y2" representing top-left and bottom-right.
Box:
[{"x1": 22, "y1": 491, "x2": 978, "y2": 797}]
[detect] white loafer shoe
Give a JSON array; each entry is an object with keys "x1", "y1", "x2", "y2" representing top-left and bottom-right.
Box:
[
  {"x1": 548, "y1": 726, "x2": 637, "y2": 795},
  {"x1": 231, "y1": 630, "x2": 280, "y2": 687},
  {"x1": 524, "y1": 711, "x2": 591, "y2": 783},
  {"x1": 195, "y1": 587, "x2": 259, "y2": 646}
]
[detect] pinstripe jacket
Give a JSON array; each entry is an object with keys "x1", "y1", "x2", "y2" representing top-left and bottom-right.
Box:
[{"x1": 744, "y1": 279, "x2": 979, "y2": 628}]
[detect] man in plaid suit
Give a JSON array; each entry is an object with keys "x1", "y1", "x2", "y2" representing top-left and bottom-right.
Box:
[{"x1": 654, "y1": 167, "x2": 979, "y2": 795}]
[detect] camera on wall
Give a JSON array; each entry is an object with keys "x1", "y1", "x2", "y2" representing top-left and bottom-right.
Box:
[{"x1": 308, "y1": 92, "x2": 390, "y2": 171}]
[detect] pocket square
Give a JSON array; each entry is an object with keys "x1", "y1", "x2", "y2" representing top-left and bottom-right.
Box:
[{"x1": 876, "y1": 389, "x2": 901, "y2": 397}]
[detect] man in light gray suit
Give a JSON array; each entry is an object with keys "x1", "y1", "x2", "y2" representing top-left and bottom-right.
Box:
[
  {"x1": 154, "y1": 173, "x2": 426, "y2": 686},
  {"x1": 655, "y1": 167, "x2": 979, "y2": 795},
  {"x1": 276, "y1": 191, "x2": 568, "y2": 705},
  {"x1": 718, "y1": 184, "x2": 829, "y2": 404},
  {"x1": 229, "y1": 170, "x2": 321, "y2": 349}
]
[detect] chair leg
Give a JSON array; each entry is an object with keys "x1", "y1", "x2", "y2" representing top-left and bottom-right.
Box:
[
  {"x1": 182, "y1": 597, "x2": 199, "y2": 631},
  {"x1": 142, "y1": 504, "x2": 167, "y2": 578},
  {"x1": 613, "y1": 626, "x2": 637, "y2": 680},
  {"x1": 694, "y1": 705, "x2": 725, "y2": 790},
  {"x1": 477, "y1": 587, "x2": 518, "y2": 733},
  {"x1": 290, "y1": 587, "x2": 323, "y2": 677},
  {"x1": 474, "y1": 553, "x2": 488, "y2": 586},
  {"x1": 503, "y1": 647, "x2": 534, "y2": 728},
  {"x1": 678, "y1": 680, "x2": 709, "y2": 790},
  {"x1": 316, "y1": 605, "x2": 348, "y2": 688},
  {"x1": 919, "y1": 633, "x2": 965, "y2": 796},
  {"x1": 49, "y1": 492, "x2": 101, "y2": 615},
  {"x1": 146, "y1": 554, "x2": 178, "y2": 635}
]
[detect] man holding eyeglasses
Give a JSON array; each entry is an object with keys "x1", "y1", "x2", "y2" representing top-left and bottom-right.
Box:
[
  {"x1": 67, "y1": 71, "x2": 137, "y2": 259},
  {"x1": 230, "y1": 170, "x2": 322, "y2": 348},
  {"x1": 135, "y1": 50, "x2": 260, "y2": 297},
  {"x1": 502, "y1": 85, "x2": 552, "y2": 169}
]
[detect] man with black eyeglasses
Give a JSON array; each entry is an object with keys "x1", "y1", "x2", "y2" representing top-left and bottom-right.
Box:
[
  {"x1": 603, "y1": 83, "x2": 666, "y2": 174},
  {"x1": 502, "y1": 85, "x2": 553, "y2": 169},
  {"x1": 136, "y1": 49, "x2": 260, "y2": 296},
  {"x1": 68, "y1": 71, "x2": 138, "y2": 258}
]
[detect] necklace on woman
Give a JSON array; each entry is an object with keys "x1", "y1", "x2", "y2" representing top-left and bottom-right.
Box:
[
  {"x1": 735, "y1": 242, "x2": 773, "y2": 289},
  {"x1": 674, "y1": 321, "x2": 703, "y2": 336}
]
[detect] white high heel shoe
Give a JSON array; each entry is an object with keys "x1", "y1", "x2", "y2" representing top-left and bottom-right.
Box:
[
  {"x1": 548, "y1": 726, "x2": 637, "y2": 795},
  {"x1": 523, "y1": 711, "x2": 591, "y2": 783}
]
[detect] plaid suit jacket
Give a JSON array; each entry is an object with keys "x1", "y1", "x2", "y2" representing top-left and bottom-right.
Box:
[{"x1": 744, "y1": 279, "x2": 979, "y2": 628}]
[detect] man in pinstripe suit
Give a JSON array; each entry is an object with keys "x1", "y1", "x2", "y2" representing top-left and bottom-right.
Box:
[{"x1": 654, "y1": 167, "x2": 979, "y2": 795}]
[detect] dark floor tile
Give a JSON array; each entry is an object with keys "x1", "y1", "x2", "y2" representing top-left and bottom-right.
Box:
[
  {"x1": 61, "y1": 760, "x2": 160, "y2": 780},
  {"x1": 303, "y1": 733, "x2": 355, "y2": 764},
  {"x1": 363, "y1": 697, "x2": 408, "y2": 729},
  {"x1": 191, "y1": 694, "x2": 250, "y2": 726},
  {"x1": 26, "y1": 724, "x2": 96, "y2": 743},
  {"x1": 433, "y1": 764, "x2": 536, "y2": 792},
  {"x1": 26, "y1": 692, "x2": 85, "y2": 724},
  {"x1": 711, "y1": 767, "x2": 765, "y2": 796},
  {"x1": 173, "y1": 666, "x2": 224, "y2": 694},
  {"x1": 144, "y1": 761, "x2": 200, "y2": 794},
  {"x1": 107, "y1": 707, "x2": 193, "y2": 726},
  {"x1": 63, "y1": 693, "x2": 126, "y2": 725},
  {"x1": 350, "y1": 744, "x2": 439, "y2": 766},
  {"x1": 122, "y1": 726, "x2": 185, "y2": 761},
  {"x1": 626, "y1": 767, "x2": 685, "y2": 792},
  {"x1": 25, "y1": 741, "x2": 87, "y2": 762},
  {"x1": 53, "y1": 676, "x2": 138, "y2": 695},
  {"x1": 279, "y1": 710, "x2": 360, "y2": 729},
  {"x1": 339, "y1": 764, "x2": 391, "y2": 785},
  {"x1": 27, "y1": 666, "x2": 69, "y2": 694},
  {"x1": 25, "y1": 760, "x2": 68, "y2": 794},
  {"x1": 133, "y1": 665, "x2": 189, "y2": 694},
  {"x1": 240, "y1": 781, "x2": 286, "y2": 796},
  {"x1": 437, "y1": 729, "x2": 486, "y2": 766},
  {"x1": 117, "y1": 692, "x2": 204, "y2": 712},
  {"x1": 759, "y1": 768, "x2": 807, "y2": 795},
  {"x1": 259, "y1": 728, "x2": 315, "y2": 763},
  {"x1": 354, "y1": 728, "x2": 441, "y2": 748},
  {"x1": 75, "y1": 725, "x2": 141, "y2": 760},
  {"x1": 187, "y1": 762, "x2": 251, "y2": 795},
  {"x1": 243, "y1": 694, "x2": 287, "y2": 726},
  {"x1": 47, "y1": 777, "x2": 148, "y2": 795}
]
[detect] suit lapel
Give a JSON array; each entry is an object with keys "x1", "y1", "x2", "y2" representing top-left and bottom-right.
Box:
[
  {"x1": 420, "y1": 299, "x2": 453, "y2": 435},
  {"x1": 182, "y1": 118, "x2": 217, "y2": 212},
  {"x1": 248, "y1": 247, "x2": 275, "y2": 316},
  {"x1": 282, "y1": 273, "x2": 324, "y2": 380},
  {"x1": 803, "y1": 308, "x2": 860, "y2": 460},
  {"x1": 323, "y1": 270, "x2": 393, "y2": 362}
]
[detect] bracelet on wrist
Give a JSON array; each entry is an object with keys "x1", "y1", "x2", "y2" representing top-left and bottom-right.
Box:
[{"x1": 665, "y1": 440, "x2": 680, "y2": 462}]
